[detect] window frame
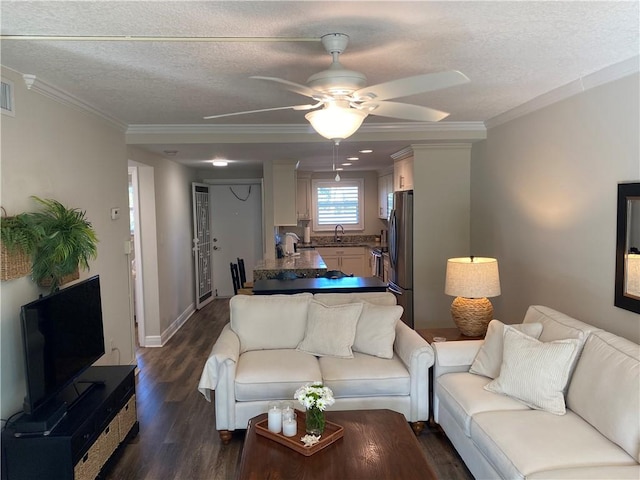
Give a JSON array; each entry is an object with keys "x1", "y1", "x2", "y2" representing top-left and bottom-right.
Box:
[{"x1": 311, "y1": 178, "x2": 365, "y2": 232}]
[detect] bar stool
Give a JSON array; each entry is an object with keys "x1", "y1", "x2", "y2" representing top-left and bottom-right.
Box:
[{"x1": 237, "y1": 258, "x2": 254, "y2": 288}]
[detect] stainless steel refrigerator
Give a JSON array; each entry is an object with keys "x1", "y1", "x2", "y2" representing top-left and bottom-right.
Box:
[{"x1": 388, "y1": 190, "x2": 414, "y2": 328}]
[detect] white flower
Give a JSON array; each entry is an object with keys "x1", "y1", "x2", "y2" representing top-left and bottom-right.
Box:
[{"x1": 294, "y1": 382, "x2": 335, "y2": 411}]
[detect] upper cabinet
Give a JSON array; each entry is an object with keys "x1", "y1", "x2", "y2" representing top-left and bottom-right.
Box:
[
  {"x1": 296, "y1": 176, "x2": 312, "y2": 221},
  {"x1": 394, "y1": 157, "x2": 414, "y2": 192},
  {"x1": 378, "y1": 173, "x2": 393, "y2": 219},
  {"x1": 273, "y1": 162, "x2": 298, "y2": 226}
]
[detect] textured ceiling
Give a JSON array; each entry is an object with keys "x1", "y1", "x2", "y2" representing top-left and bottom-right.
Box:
[{"x1": 1, "y1": 1, "x2": 638, "y2": 172}]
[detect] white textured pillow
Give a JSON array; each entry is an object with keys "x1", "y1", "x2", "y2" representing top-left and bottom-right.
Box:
[
  {"x1": 470, "y1": 319, "x2": 544, "y2": 378},
  {"x1": 352, "y1": 302, "x2": 402, "y2": 359},
  {"x1": 484, "y1": 326, "x2": 581, "y2": 415},
  {"x1": 297, "y1": 301, "x2": 363, "y2": 358},
  {"x1": 230, "y1": 293, "x2": 313, "y2": 353}
]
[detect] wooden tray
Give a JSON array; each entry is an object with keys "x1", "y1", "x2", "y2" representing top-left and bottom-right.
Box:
[{"x1": 255, "y1": 410, "x2": 344, "y2": 456}]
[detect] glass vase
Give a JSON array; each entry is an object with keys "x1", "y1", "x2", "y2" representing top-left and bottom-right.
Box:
[{"x1": 305, "y1": 406, "x2": 325, "y2": 435}]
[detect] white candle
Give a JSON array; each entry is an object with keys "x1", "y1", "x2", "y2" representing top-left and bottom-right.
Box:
[
  {"x1": 267, "y1": 407, "x2": 282, "y2": 433},
  {"x1": 282, "y1": 417, "x2": 297, "y2": 437}
]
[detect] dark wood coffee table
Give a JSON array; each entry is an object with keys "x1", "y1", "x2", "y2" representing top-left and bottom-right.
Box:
[{"x1": 237, "y1": 409, "x2": 437, "y2": 480}]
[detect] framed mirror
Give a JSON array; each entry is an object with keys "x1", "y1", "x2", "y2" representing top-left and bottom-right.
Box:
[{"x1": 615, "y1": 182, "x2": 640, "y2": 314}]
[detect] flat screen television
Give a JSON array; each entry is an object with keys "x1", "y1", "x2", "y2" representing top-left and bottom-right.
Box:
[{"x1": 20, "y1": 275, "x2": 105, "y2": 416}]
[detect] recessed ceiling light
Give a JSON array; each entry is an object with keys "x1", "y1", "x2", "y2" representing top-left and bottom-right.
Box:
[
  {"x1": 341, "y1": 162, "x2": 352, "y2": 166},
  {"x1": 212, "y1": 160, "x2": 228, "y2": 167},
  {"x1": 359, "y1": 149, "x2": 373, "y2": 154},
  {"x1": 347, "y1": 156, "x2": 359, "y2": 161},
  {"x1": 163, "y1": 150, "x2": 178, "y2": 156},
  {"x1": 336, "y1": 167, "x2": 344, "y2": 171}
]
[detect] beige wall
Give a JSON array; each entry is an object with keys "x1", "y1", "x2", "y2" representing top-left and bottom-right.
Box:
[
  {"x1": 127, "y1": 146, "x2": 199, "y2": 343},
  {"x1": 412, "y1": 144, "x2": 472, "y2": 328},
  {"x1": 0, "y1": 69, "x2": 132, "y2": 417},
  {"x1": 471, "y1": 73, "x2": 640, "y2": 342}
]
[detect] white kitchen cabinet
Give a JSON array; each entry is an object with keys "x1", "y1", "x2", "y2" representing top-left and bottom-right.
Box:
[
  {"x1": 394, "y1": 157, "x2": 414, "y2": 191},
  {"x1": 273, "y1": 162, "x2": 297, "y2": 225},
  {"x1": 316, "y1": 246, "x2": 368, "y2": 277},
  {"x1": 377, "y1": 174, "x2": 393, "y2": 219},
  {"x1": 296, "y1": 177, "x2": 311, "y2": 220}
]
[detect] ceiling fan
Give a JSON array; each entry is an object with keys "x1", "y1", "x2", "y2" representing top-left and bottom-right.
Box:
[{"x1": 204, "y1": 33, "x2": 470, "y2": 141}]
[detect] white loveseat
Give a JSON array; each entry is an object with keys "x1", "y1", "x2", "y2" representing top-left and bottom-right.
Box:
[
  {"x1": 433, "y1": 305, "x2": 639, "y2": 479},
  {"x1": 198, "y1": 292, "x2": 434, "y2": 443}
]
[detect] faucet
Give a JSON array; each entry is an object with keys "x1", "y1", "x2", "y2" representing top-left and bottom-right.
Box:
[{"x1": 334, "y1": 224, "x2": 345, "y2": 243}]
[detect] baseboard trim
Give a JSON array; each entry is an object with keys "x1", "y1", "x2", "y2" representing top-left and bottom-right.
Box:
[{"x1": 142, "y1": 303, "x2": 196, "y2": 348}]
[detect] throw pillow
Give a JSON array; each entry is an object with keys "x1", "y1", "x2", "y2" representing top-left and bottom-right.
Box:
[
  {"x1": 484, "y1": 326, "x2": 581, "y2": 415},
  {"x1": 352, "y1": 302, "x2": 402, "y2": 359},
  {"x1": 296, "y1": 301, "x2": 363, "y2": 358},
  {"x1": 469, "y1": 319, "x2": 543, "y2": 379}
]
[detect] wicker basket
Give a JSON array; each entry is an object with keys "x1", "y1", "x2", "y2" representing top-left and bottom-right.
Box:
[
  {"x1": 0, "y1": 243, "x2": 31, "y2": 281},
  {"x1": 38, "y1": 268, "x2": 80, "y2": 288}
]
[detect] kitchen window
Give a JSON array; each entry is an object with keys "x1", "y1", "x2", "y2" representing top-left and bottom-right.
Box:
[{"x1": 311, "y1": 178, "x2": 364, "y2": 231}]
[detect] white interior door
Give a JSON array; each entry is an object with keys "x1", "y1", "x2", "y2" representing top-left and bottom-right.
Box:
[
  {"x1": 210, "y1": 182, "x2": 263, "y2": 297},
  {"x1": 192, "y1": 183, "x2": 213, "y2": 309}
]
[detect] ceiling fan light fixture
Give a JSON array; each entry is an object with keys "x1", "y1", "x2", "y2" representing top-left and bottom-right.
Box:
[{"x1": 305, "y1": 104, "x2": 368, "y2": 141}]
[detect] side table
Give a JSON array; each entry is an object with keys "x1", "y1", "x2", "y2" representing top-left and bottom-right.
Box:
[{"x1": 417, "y1": 327, "x2": 484, "y2": 425}]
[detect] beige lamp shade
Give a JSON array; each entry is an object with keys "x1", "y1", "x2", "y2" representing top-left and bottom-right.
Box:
[
  {"x1": 445, "y1": 257, "x2": 501, "y2": 337},
  {"x1": 445, "y1": 257, "x2": 501, "y2": 298},
  {"x1": 305, "y1": 101, "x2": 368, "y2": 141}
]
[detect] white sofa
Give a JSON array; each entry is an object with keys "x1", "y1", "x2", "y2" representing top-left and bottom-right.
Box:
[
  {"x1": 198, "y1": 292, "x2": 434, "y2": 443},
  {"x1": 433, "y1": 305, "x2": 639, "y2": 479}
]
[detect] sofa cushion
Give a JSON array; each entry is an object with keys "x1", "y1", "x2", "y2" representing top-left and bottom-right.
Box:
[
  {"x1": 522, "y1": 305, "x2": 599, "y2": 342},
  {"x1": 297, "y1": 301, "x2": 363, "y2": 358},
  {"x1": 566, "y1": 330, "x2": 640, "y2": 462},
  {"x1": 485, "y1": 326, "x2": 580, "y2": 415},
  {"x1": 319, "y1": 352, "x2": 410, "y2": 397},
  {"x1": 527, "y1": 465, "x2": 640, "y2": 479},
  {"x1": 437, "y1": 372, "x2": 531, "y2": 436},
  {"x1": 230, "y1": 293, "x2": 312, "y2": 353},
  {"x1": 352, "y1": 302, "x2": 402, "y2": 359},
  {"x1": 470, "y1": 319, "x2": 543, "y2": 379},
  {"x1": 470, "y1": 409, "x2": 637, "y2": 480},
  {"x1": 313, "y1": 292, "x2": 397, "y2": 306},
  {"x1": 235, "y1": 349, "x2": 322, "y2": 401}
]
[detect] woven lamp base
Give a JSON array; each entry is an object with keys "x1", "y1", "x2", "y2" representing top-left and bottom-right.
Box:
[{"x1": 451, "y1": 296, "x2": 493, "y2": 337}]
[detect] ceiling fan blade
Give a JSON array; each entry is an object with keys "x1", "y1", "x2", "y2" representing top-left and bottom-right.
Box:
[
  {"x1": 354, "y1": 70, "x2": 470, "y2": 102},
  {"x1": 250, "y1": 76, "x2": 329, "y2": 100},
  {"x1": 362, "y1": 101, "x2": 450, "y2": 122},
  {"x1": 203, "y1": 103, "x2": 318, "y2": 120}
]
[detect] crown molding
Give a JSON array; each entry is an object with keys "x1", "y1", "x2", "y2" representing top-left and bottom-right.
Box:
[
  {"x1": 21, "y1": 74, "x2": 127, "y2": 131},
  {"x1": 126, "y1": 121, "x2": 486, "y2": 136},
  {"x1": 485, "y1": 56, "x2": 639, "y2": 130}
]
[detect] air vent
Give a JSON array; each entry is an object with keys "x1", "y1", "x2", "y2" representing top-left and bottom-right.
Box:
[{"x1": 1, "y1": 78, "x2": 15, "y2": 116}]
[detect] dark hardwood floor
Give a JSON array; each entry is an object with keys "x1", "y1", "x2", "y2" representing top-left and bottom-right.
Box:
[{"x1": 105, "y1": 298, "x2": 473, "y2": 480}]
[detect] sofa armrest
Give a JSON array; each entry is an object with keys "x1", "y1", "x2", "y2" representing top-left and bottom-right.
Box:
[
  {"x1": 432, "y1": 340, "x2": 484, "y2": 379},
  {"x1": 197, "y1": 323, "x2": 240, "y2": 401},
  {"x1": 394, "y1": 322, "x2": 434, "y2": 421}
]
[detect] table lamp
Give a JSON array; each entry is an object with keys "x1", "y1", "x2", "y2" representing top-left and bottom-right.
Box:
[{"x1": 445, "y1": 257, "x2": 501, "y2": 336}]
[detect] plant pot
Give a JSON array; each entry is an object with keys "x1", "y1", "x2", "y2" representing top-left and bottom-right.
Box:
[
  {"x1": 38, "y1": 268, "x2": 80, "y2": 288},
  {"x1": 0, "y1": 243, "x2": 31, "y2": 281}
]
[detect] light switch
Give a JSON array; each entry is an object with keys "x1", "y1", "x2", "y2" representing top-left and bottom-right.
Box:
[{"x1": 111, "y1": 207, "x2": 120, "y2": 220}]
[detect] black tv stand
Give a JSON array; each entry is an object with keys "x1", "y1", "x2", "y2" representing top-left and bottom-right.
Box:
[{"x1": 2, "y1": 365, "x2": 138, "y2": 480}]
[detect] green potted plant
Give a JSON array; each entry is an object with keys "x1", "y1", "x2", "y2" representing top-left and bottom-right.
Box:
[
  {"x1": 30, "y1": 196, "x2": 98, "y2": 291},
  {"x1": 0, "y1": 209, "x2": 44, "y2": 281}
]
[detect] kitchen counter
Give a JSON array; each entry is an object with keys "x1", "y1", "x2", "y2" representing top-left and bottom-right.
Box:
[{"x1": 253, "y1": 250, "x2": 328, "y2": 280}]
